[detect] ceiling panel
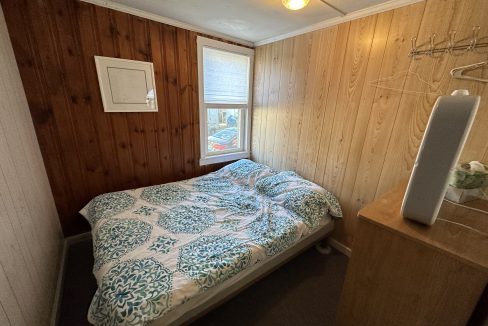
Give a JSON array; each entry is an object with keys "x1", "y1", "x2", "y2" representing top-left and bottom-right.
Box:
[{"x1": 106, "y1": 0, "x2": 403, "y2": 43}]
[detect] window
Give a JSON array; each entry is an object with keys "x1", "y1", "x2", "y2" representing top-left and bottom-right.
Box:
[{"x1": 197, "y1": 37, "x2": 254, "y2": 165}]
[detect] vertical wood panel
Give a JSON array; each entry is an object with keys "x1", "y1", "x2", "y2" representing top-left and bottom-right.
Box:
[
  {"x1": 295, "y1": 28, "x2": 338, "y2": 180},
  {"x1": 262, "y1": 41, "x2": 284, "y2": 166},
  {"x1": 1, "y1": 0, "x2": 235, "y2": 236},
  {"x1": 282, "y1": 34, "x2": 313, "y2": 171},
  {"x1": 252, "y1": 0, "x2": 488, "y2": 247},
  {"x1": 311, "y1": 23, "x2": 351, "y2": 182},
  {"x1": 0, "y1": 3, "x2": 62, "y2": 324},
  {"x1": 321, "y1": 16, "x2": 377, "y2": 192},
  {"x1": 375, "y1": 0, "x2": 468, "y2": 197}
]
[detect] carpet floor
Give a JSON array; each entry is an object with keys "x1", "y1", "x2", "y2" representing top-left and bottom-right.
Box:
[{"x1": 58, "y1": 239, "x2": 348, "y2": 326}]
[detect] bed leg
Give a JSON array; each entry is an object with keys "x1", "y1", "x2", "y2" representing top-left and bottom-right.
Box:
[{"x1": 315, "y1": 241, "x2": 332, "y2": 255}]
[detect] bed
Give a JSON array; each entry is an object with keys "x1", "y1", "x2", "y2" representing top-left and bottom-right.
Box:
[{"x1": 80, "y1": 159, "x2": 342, "y2": 326}]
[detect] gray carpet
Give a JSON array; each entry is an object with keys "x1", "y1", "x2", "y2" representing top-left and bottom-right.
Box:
[{"x1": 58, "y1": 239, "x2": 348, "y2": 326}]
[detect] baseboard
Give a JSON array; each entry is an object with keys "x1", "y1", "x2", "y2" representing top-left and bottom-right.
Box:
[
  {"x1": 50, "y1": 232, "x2": 92, "y2": 326},
  {"x1": 328, "y1": 238, "x2": 352, "y2": 257}
]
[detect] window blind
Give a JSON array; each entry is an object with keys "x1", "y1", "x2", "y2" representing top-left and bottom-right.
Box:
[{"x1": 203, "y1": 47, "x2": 250, "y2": 104}]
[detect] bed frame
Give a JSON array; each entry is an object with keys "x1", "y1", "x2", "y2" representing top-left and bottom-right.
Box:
[{"x1": 149, "y1": 220, "x2": 335, "y2": 326}]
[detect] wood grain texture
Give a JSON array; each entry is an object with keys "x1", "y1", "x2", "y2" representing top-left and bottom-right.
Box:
[
  {"x1": 0, "y1": 0, "x2": 235, "y2": 236},
  {"x1": 335, "y1": 218, "x2": 487, "y2": 326},
  {"x1": 335, "y1": 183, "x2": 488, "y2": 325},
  {"x1": 0, "y1": 4, "x2": 63, "y2": 325},
  {"x1": 251, "y1": 0, "x2": 488, "y2": 247}
]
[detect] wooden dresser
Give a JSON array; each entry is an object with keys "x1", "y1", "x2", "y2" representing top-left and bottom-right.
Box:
[{"x1": 335, "y1": 182, "x2": 488, "y2": 326}]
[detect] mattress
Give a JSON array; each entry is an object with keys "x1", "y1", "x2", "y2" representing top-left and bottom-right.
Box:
[{"x1": 80, "y1": 159, "x2": 342, "y2": 326}]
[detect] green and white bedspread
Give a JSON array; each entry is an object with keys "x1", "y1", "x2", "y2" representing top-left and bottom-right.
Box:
[{"x1": 80, "y1": 159, "x2": 342, "y2": 326}]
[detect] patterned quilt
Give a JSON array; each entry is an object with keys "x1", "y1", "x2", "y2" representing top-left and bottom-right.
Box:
[{"x1": 80, "y1": 159, "x2": 342, "y2": 326}]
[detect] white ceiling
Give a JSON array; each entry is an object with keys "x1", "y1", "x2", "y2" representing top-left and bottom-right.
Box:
[{"x1": 91, "y1": 0, "x2": 419, "y2": 45}]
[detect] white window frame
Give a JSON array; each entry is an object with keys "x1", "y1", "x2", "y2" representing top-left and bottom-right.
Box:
[{"x1": 197, "y1": 36, "x2": 254, "y2": 166}]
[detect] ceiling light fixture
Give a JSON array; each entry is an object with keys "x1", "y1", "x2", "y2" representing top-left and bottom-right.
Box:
[{"x1": 282, "y1": 0, "x2": 310, "y2": 11}]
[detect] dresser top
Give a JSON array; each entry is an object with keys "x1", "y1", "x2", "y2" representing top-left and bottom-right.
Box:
[{"x1": 359, "y1": 181, "x2": 488, "y2": 272}]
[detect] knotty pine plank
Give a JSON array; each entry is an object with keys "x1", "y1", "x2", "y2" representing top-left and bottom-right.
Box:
[
  {"x1": 94, "y1": 5, "x2": 136, "y2": 191},
  {"x1": 162, "y1": 24, "x2": 186, "y2": 179},
  {"x1": 26, "y1": 0, "x2": 91, "y2": 204},
  {"x1": 75, "y1": 1, "x2": 122, "y2": 191},
  {"x1": 50, "y1": 0, "x2": 109, "y2": 197},
  {"x1": 149, "y1": 21, "x2": 174, "y2": 182},
  {"x1": 133, "y1": 16, "x2": 163, "y2": 185},
  {"x1": 176, "y1": 28, "x2": 197, "y2": 177},
  {"x1": 3, "y1": 0, "x2": 75, "y2": 234}
]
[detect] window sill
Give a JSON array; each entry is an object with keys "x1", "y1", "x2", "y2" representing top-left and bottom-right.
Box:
[{"x1": 199, "y1": 151, "x2": 249, "y2": 166}]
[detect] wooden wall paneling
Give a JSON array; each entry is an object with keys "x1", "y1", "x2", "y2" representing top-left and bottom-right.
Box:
[
  {"x1": 149, "y1": 21, "x2": 174, "y2": 182},
  {"x1": 320, "y1": 16, "x2": 377, "y2": 193},
  {"x1": 282, "y1": 34, "x2": 313, "y2": 171},
  {"x1": 310, "y1": 23, "x2": 351, "y2": 183},
  {"x1": 94, "y1": 5, "x2": 136, "y2": 192},
  {"x1": 162, "y1": 24, "x2": 186, "y2": 180},
  {"x1": 133, "y1": 17, "x2": 162, "y2": 185},
  {"x1": 251, "y1": 46, "x2": 265, "y2": 162},
  {"x1": 341, "y1": 3, "x2": 426, "y2": 245},
  {"x1": 1, "y1": 5, "x2": 61, "y2": 256},
  {"x1": 336, "y1": 11, "x2": 394, "y2": 245},
  {"x1": 256, "y1": 44, "x2": 273, "y2": 163},
  {"x1": 176, "y1": 28, "x2": 196, "y2": 177},
  {"x1": 76, "y1": 2, "x2": 121, "y2": 191},
  {"x1": 117, "y1": 12, "x2": 152, "y2": 186},
  {"x1": 26, "y1": 0, "x2": 91, "y2": 206},
  {"x1": 448, "y1": 0, "x2": 488, "y2": 163},
  {"x1": 0, "y1": 3, "x2": 62, "y2": 323},
  {"x1": 51, "y1": 0, "x2": 109, "y2": 197},
  {"x1": 270, "y1": 38, "x2": 295, "y2": 170},
  {"x1": 375, "y1": 0, "x2": 465, "y2": 197},
  {"x1": 253, "y1": 0, "x2": 488, "y2": 246},
  {"x1": 262, "y1": 41, "x2": 284, "y2": 167},
  {"x1": 295, "y1": 28, "x2": 338, "y2": 180},
  {"x1": 2, "y1": 0, "x2": 76, "y2": 231},
  {"x1": 189, "y1": 31, "x2": 205, "y2": 177},
  {"x1": 2, "y1": 0, "x2": 236, "y2": 235}
]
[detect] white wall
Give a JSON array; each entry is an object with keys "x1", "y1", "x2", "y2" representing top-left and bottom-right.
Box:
[{"x1": 0, "y1": 3, "x2": 63, "y2": 325}]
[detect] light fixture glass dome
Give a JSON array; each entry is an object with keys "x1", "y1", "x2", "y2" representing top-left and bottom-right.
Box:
[{"x1": 282, "y1": 0, "x2": 310, "y2": 10}]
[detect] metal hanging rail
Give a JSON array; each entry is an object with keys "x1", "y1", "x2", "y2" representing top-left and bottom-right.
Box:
[{"x1": 409, "y1": 26, "x2": 488, "y2": 58}]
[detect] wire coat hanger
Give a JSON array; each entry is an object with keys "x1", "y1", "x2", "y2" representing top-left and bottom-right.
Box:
[
  {"x1": 369, "y1": 67, "x2": 443, "y2": 96},
  {"x1": 450, "y1": 61, "x2": 488, "y2": 83}
]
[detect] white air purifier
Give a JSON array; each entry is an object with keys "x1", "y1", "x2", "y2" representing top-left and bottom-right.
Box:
[{"x1": 401, "y1": 90, "x2": 480, "y2": 225}]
